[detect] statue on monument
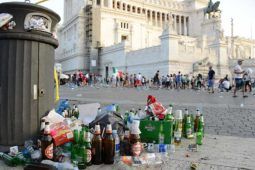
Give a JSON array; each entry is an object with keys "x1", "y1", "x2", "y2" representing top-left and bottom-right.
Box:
[
  {"x1": 204, "y1": 0, "x2": 221, "y2": 14},
  {"x1": 162, "y1": 14, "x2": 176, "y2": 35}
]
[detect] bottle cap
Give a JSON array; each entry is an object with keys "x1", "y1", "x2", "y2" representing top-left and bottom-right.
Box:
[
  {"x1": 106, "y1": 124, "x2": 112, "y2": 133},
  {"x1": 95, "y1": 125, "x2": 101, "y2": 134},
  {"x1": 175, "y1": 110, "x2": 183, "y2": 120},
  {"x1": 131, "y1": 120, "x2": 141, "y2": 134}
]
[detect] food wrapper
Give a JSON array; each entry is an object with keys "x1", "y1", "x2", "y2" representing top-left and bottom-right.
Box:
[
  {"x1": 146, "y1": 95, "x2": 166, "y2": 120},
  {"x1": 50, "y1": 122, "x2": 73, "y2": 146}
]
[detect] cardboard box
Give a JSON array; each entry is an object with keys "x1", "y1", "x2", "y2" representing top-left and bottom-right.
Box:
[{"x1": 139, "y1": 120, "x2": 173, "y2": 144}]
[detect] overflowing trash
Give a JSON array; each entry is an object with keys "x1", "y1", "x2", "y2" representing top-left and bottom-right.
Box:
[{"x1": 0, "y1": 95, "x2": 205, "y2": 169}]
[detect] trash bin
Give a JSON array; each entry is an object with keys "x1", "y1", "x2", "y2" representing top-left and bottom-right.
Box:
[{"x1": 0, "y1": 2, "x2": 60, "y2": 145}]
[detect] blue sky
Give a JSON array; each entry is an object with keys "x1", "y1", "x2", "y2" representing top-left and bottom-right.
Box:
[{"x1": 1, "y1": 0, "x2": 255, "y2": 39}]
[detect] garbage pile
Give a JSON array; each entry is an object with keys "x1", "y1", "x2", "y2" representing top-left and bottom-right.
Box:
[{"x1": 0, "y1": 96, "x2": 205, "y2": 169}]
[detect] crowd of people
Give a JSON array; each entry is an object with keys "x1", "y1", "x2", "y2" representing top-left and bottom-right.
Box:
[{"x1": 62, "y1": 60, "x2": 255, "y2": 96}]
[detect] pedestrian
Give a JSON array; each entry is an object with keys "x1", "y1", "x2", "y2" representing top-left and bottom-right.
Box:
[
  {"x1": 137, "y1": 73, "x2": 142, "y2": 87},
  {"x1": 166, "y1": 75, "x2": 170, "y2": 89},
  {"x1": 176, "y1": 71, "x2": 182, "y2": 90},
  {"x1": 153, "y1": 70, "x2": 160, "y2": 88},
  {"x1": 208, "y1": 66, "x2": 215, "y2": 93},
  {"x1": 233, "y1": 59, "x2": 247, "y2": 98}
]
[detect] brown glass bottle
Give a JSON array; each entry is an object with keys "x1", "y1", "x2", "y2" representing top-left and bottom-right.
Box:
[
  {"x1": 194, "y1": 109, "x2": 200, "y2": 132},
  {"x1": 92, "y1": 125, "x2": 102, "y2": 165},
  {"x1": 120, "y1": 130, "x2": 131, "y2": 156},
  {"x1": 41, "y1": 122, "x2": 53, "y2": 160},
  {"x1": 103, "y1": 124, "x2": 115, "y2": 164},
  {"x1": 130, "y1": 134, "x2": 142, "y2": 157}
]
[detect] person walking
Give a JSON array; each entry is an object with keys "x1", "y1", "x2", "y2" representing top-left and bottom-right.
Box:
[
  {"x1": 208, "y1": 66, "x2": 215, "y2": 93},
  {"x1": 153, "y1": 70, "x2": 160, "y2": 88},
  {"x1": 233, "y1": 59, "x2": 247, "y2": 98}
]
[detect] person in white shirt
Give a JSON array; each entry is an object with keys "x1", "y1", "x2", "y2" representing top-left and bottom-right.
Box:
[
  {"x1": 137, "y1": 73, "x2": 142, "y2": 86},
  {"x1": 222, "y1": 80, "x2": 231, "y2": 92},
  {"x1": 233, "y1": 59, "x2": 246, "y2": 97}
]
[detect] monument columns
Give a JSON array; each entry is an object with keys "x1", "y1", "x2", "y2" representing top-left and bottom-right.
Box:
[
  {"x1": 173, "y1": 15, "x2": 177, "y2": 33},
  {"x1": 159, "y1": 13, "x2": 162, "y2": 27},
  {"x1": 114, "y1": 0, "x2": 117, "y2": 9},
  {"x1": 119, "y1": 1, "x2": 122, "y2": 10},
  {"x1": 184, "y1": 16, "x2": 187, "y2": 36},
  {"x1": 179, "y1": 15, "x2": 182, "y2": 35}
]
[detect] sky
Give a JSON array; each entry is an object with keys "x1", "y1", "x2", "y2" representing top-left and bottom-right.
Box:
[{"x1": 0, "y1": 0, "x2": 255, "y2": 39}]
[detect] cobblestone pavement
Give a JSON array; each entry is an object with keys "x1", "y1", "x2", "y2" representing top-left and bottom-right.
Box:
[
  {"x1": 60, "y1": 86, "x2": 255, "y2": 138},
  {"x1": 1, "y1": 135, "x2": 255, "y2": 169}
]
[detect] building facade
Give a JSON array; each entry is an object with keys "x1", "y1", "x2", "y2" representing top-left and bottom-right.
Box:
[{"x1": 55, "y1": 0, "x2": 255, "y2": 78}]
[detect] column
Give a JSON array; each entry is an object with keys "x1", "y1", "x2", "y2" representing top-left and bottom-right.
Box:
[
  {"x1": 159, "y1": 12, "x2": 162, "y2": 27},
  {"x1": 120, "y1": 2, "x2": 122, "y2": 10},
  {"x1": 173, "y1": 15, "x2": 176, "y2": 32},
  {"x1": 186, "y1": 17, "x2": 190, "y2": 36},
  {"x1": 147, "y1": 10, "x2": 151, "y2": 24},
  {"x1": 123, "y1": 3, "x2": 126, "y2": 11},
  {"x1": 108, "y1": 0, "x2": 113, "y2": 8},
  {"x1": 100, "y1": 0, "x2": 104, "y2": 7},
  {"x1": 114, "y1": 0, "x2": 117, "y2": 9},
  {"x1": 184, "y1": 16, "x2": 187, "y2": 36},
  {"x1": 179, "y1": 15, "x2": 182, "y2": 35}
]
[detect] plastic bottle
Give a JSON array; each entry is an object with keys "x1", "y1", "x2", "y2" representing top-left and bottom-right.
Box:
[
  {"x1": 112, "y1": 130, "x2": 120, "y2": 159},
  {"x1": 97, "y1": 108, "x2": 102, "y2": 117},
  {"x1": 24, "y1": 140, "x2": 35, "y2": 155},
  {"x1": 166, "y1": 104, "x2": 173, "y2": 115}
]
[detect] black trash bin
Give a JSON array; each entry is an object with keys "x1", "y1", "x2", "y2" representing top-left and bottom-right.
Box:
[{"x1": 0, "y1": 2, "x2": 60, "y2": 145}]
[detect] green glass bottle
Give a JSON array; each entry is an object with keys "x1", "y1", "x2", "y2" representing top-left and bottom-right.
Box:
[
  {"x1": 74, "y1": 107, "x2": 80, "y2": 119},
  {"x1": 78, "y1": 130, "x2": 87, "y2": 169},
  {"x1": 71, "y1": 129, "x2": 80, "y2": 160},
  {"x1": 85, "y1": 131, "x2": 92, "y2": 166},
  {"x1": 182, "y1": 109, "x2": 188, "y2": 138},
  {"x1": 0, "y1": 152, "x2": 18, "y2": 167},
  {"x1": 198, "y1": 114, "x2": 205, "y2": 137},
  {"x1": 196, "y1": 132, "x2": 203, "y2": 145},
  {"x1": 185, "y1": 115, "x2": 194, "y2": 139},
  {"x1": 197, "y1": 115, "x2": 204, "y2": 136},
  {"x1": 174, "y1": 110, "x2": 183, "y2": 145}
]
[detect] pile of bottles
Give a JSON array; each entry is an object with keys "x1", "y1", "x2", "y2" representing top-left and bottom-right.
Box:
[
  {"x1": 173, "y1": 107, "x2": 205, "y2": 145},
  {"x1": 0, "y1": 103, "x2": 205, "y2": 169},
  {"x1": 61, "y1": 104, "x2": 80, "y2": 119}
]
